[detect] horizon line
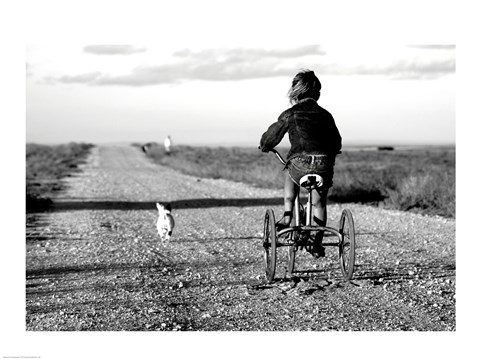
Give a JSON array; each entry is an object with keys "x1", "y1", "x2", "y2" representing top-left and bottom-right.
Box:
[{"x1": 26, "y1": 140, "x2": 456, "y2": 148}]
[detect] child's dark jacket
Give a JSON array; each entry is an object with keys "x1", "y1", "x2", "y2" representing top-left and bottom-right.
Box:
[{"x1": 259, "y1": 98, "x2": 342, "y2": 160}]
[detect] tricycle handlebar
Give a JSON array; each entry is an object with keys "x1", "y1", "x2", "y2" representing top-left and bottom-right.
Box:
[
  {"x1": 258, "y1": 146, "x2": 287, "y2": 165},
  {"x1": 270, "y1": 149, "x2": 287, "y2": 165}
]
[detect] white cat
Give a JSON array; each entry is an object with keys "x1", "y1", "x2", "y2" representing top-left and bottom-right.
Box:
[{"x1": 156, "y1": 202, "x2": 175, "y2": 241}]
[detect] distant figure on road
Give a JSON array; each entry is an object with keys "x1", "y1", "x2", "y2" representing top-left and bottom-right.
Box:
[
  {"x1": 259, "y1": 69, "x2": 342, "y2": 258},
  {"x1": 164, "y1": 135, "x2": 172, "y2": 155}
]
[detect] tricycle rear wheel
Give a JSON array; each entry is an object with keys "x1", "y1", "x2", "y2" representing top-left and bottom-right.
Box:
[
  {"x1": 338, "y1": 209, "x2": 355, "y2": 280},
  {"x1": 263, "y1": 209, "x2": 277, "y2": 282}
]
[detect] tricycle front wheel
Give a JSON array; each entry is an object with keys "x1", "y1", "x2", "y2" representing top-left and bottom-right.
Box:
[
  {"x1": 338, "y1": 209, "x2": 355, "y2": 280},
  {"x1": 263, "y1": 209, "x2": 277, "y2": 282}
]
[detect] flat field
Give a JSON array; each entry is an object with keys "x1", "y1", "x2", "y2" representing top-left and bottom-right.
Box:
[
  {"x1": 26, "y1": 142, "x2": 94, "y2": 211},
  {"x1": 140, "y1": 144, "x2": 455, "y2": 218}
]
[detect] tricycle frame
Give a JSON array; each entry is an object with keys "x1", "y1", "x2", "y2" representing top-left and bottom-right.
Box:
[{"x1": 262, "y1": 149, "x2": 356, "y2": 282}]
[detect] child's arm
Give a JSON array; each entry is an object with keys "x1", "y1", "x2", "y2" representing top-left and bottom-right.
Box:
[
  {"x1": 331, "y1": 118, "x2": 342, "y2": 154},
  {"x1": 259, "y1": 115, "x2": 288, "y2": 152}
]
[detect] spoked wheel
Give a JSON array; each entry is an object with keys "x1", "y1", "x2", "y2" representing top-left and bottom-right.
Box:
[
  {"x1": 338, "y1": 209, "x2": 356, "y2": 280},
  {"x1": 263, "y1": 209, "x2": 277, "y2": 282}
]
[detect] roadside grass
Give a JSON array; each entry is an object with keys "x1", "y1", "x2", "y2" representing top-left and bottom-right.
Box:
[
  {"x1": 26, "y1": 143, "x2": 94, "y2": 212},
  {"x1": 330, "y1": 149, "x2": 455, "y2": 217},
  {"x1": 136, "y1": 143, "x2": 455, "y2": 218}
]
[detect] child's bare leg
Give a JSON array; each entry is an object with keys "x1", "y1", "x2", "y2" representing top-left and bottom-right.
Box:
[
  {"x1": 312, "y1": 188, "x2": 328, "y2": 242},
  {"x1": 282, "y1": 173, "x2": 298, "y2": 226}
]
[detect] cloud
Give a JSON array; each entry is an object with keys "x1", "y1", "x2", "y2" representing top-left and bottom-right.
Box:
[
  {"x1": 83, "y1": 45, "x2": 146, "y2": 55},
  {"x1": 101, "y1": 65, "x2": 291, "y2": 86},
  {"x1": 49, "y1": 72, "x2": 102, "y2": 84},
  {"x1": 60, "y1": 62, "x2": 295, "y2": 86},
  {"x1": 314, "y1": 59, "x2": 455, "y2": 80},
  {"x1": 173, "y1": 45, "x2": 326, "y2": 60},
  {"x1": 389, "y1": 59, "x2": 455, "y2": 79},
  {"x1": 48, "y1": 45, "x2": 455, "y2": 86},
  {"x1": 51, "y1": 46, "x2": 327, "y2": 86},
  {"x1": 407, "y1": 45, "x2": 455, "y2": 50}
]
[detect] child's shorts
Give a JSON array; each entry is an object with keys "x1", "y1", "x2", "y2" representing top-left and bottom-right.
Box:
[{"x1": 287, "y1": 154, "x2": 336, "y2": 190}]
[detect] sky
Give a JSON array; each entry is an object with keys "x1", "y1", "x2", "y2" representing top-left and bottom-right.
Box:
[{"x1": 26, "y1": 43, "x2": 455, "y2": 146}]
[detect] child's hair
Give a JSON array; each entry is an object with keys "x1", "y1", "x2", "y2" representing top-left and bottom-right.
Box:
[{"x1": 287, "y1": 69, "x2": 321, "y2": 105}]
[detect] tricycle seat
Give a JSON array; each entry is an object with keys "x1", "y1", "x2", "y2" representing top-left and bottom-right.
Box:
[{"x1": 299, "y1": 174, "x2": 323, "y2": 189}]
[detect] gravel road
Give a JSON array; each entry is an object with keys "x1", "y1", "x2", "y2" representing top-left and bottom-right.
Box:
[{"x1": 26, "y1": 144, "x2": 455, "y2": 331}]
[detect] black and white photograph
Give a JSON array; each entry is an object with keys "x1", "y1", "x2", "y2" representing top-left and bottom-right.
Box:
[{"x1": 2, "y1": 0, "x2": 478, "y2": 359}]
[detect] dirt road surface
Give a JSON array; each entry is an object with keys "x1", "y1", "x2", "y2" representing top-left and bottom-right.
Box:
[{"x1": 26, "y1": 144, "x2": 455, "y2": 332}]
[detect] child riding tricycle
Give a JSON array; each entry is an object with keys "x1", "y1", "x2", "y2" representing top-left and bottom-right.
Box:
[{"x1": 259, "y1": 69, "x2": 355, "y2": 282}]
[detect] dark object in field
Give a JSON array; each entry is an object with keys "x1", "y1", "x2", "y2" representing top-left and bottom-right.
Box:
[
  {"x1": 378, "y1": 146, "x2": 395, "y2": 151},
  {"x1": 142, "y1": 143, "x2": 153, "y2": 153}
]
